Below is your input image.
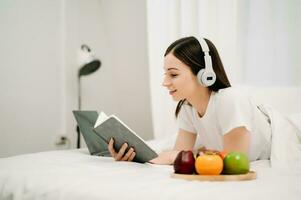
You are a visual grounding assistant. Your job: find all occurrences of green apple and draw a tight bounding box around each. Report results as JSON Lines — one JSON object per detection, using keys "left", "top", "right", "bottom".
{"left": 223, "top": 152, "right": 250, "bottom": 174}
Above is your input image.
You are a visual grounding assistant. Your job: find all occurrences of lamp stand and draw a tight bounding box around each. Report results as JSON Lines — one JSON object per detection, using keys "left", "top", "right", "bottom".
{"left": 76, "top": 76, "right": 82, "bottom": 148}
{"left": 76, "top": 44, "right": 101, "bottom": 149}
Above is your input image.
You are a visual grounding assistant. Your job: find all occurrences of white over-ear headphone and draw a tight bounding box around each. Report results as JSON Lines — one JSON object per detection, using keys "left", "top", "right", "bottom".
{"left": 196, "top": 38, "right": 216, "bottom": 87}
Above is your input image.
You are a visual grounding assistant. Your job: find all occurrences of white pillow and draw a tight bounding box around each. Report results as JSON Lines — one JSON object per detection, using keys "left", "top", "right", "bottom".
{"left": 287, "top": 113, "right": 301, "bottom": 133}
{"left": 234, "top": 85, "right": 301, "bottom": 115}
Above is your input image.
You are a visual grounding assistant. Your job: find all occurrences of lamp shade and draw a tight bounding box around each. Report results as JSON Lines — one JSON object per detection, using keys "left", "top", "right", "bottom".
{"left": 78, "top": 44, "right": 101, "bottom": 77}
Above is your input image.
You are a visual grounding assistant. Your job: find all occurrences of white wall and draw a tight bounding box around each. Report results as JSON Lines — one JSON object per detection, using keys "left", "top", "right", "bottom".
{"left": 146, "top": 0, "right": 301, "bottom": 139}
{"left": 0, "top": 0, "right": 153, "bottom": 157}
{"left": 0, "top": 0, "right": 65, "bottom": 157}
{"left": 64, "top": 0, "right": 153, "bottom": 147}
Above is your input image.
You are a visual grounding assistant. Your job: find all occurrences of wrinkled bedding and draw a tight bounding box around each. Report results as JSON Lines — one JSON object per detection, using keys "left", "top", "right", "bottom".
{"left": 0, "top": 148, "right": 301, "bottom": 200}
{"left": 262, "top": 106, "right": 301, "bottom": 173}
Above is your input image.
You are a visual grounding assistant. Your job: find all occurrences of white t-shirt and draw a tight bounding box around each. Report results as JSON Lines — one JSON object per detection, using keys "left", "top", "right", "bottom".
{"left": 178, "top": 87, "right": 272, "bottom": 161}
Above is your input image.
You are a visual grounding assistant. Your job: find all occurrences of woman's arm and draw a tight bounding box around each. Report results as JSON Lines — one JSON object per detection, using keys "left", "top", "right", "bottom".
{"left": 223, "top": 126, "right": 250, "bottom": 155}
{"left": 149, "top": 129, "right": 197, "bottom": 165}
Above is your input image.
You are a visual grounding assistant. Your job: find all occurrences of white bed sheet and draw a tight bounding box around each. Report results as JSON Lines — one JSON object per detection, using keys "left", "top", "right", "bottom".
{"left": 1, "top": 148, "right": 301, "bottom": 200}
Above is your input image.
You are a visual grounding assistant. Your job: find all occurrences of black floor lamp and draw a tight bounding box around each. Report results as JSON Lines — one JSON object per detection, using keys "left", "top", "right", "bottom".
{"left": 77, "top": 44, "right": 101, "bottom": 148}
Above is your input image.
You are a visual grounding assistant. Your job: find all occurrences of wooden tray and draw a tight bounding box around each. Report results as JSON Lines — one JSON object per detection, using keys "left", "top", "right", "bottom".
{"left": 171, "top": 171, "right": 256, "bottom": 181}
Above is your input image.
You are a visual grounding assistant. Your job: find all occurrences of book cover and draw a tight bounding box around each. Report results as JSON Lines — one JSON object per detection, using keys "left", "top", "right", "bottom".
{"left": 93, "top": 112, "right": 158, "bottom": 163}
{"left": 72, "top": 111, "right": 111, "bottom": 156}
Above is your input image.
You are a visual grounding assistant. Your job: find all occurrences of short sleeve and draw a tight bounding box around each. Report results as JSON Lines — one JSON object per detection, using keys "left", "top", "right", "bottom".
{"left": 177, "top": 105, "right": 197, "bottom": 133}
{"left": 215, "top": 89, "right": 254, "bottom": 135}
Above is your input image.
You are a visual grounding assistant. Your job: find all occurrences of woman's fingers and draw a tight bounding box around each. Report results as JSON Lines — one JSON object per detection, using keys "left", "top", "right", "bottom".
{"left": 114, "top": 143, "right": 128, "bottom": 161}
{"left": 127, "top": 151, "right": 136, "bottom": 161}
{"left": 108, "top": 138, "right": 117, "bottom": 157}
{"left": 107, "top": 138, "right": 135, "bottom": 162}
{"left": 121, "top": 147, "right": 134, "bottom": 161}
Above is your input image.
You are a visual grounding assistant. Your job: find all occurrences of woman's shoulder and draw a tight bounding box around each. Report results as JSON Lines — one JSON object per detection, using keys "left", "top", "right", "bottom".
{"left": 181, "top": 101, "right": 194, "bottom": 112}
{"left": 215, "top": 86, "right": 247, "bottom": 99}
{"left": 178, "top": 101, "right": 195, "bottom": 121}
{"left": 213, "top": 87, "right": 250, "bottom": 107}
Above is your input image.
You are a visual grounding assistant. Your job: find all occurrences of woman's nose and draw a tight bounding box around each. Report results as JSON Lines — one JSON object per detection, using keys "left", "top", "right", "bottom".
{"left": 162, "top": 76, "right": 170, "bottom": 87}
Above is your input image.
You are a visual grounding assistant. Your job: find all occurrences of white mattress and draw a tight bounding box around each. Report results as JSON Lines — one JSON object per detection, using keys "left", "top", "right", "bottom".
{"left": 1, "top": 148, "right": 301, "bottom": 200}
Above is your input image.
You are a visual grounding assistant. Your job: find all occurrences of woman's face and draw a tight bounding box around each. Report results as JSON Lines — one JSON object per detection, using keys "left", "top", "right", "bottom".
{"left": 163, "top": 53, "right": 200, "bottom": 101}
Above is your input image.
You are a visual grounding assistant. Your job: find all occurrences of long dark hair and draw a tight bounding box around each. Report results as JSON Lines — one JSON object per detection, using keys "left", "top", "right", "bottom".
{"left": 164, "top": 36, "right": 231, "bottom": 117}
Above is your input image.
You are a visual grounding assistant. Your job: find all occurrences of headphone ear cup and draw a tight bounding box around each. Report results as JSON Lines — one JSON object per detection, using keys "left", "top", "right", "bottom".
{"left": 197, "top": 69, "right": 205, "bottom": 86}
{"left": 197, "top": 69, "right": 216, "bottom": 87}
{"left": 203, "top": 71, "right": 216, "bottom": 86}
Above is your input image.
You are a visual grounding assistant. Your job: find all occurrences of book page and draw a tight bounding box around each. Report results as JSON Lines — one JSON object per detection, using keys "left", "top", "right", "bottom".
{"left": 94, "top": 111, "right": 109, "bottom": 128}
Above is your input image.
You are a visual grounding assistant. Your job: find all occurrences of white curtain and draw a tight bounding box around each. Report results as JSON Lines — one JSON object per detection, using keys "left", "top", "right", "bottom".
{"left": 146, "top": 0, "right": 301, "bottom": 139}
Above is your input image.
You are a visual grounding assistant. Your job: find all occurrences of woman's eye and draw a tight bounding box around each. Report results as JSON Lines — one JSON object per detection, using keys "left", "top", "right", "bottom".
{"left": 171, "top": 74, "right": 178, "bottom": 77}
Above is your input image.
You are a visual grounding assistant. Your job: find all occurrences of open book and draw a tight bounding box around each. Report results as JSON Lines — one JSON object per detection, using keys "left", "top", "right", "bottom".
{"left": 93, "top": 112, "right": 158, "bottom": 163}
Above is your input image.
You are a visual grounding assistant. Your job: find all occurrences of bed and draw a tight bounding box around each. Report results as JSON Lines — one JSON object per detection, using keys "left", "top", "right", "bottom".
{"left": 1, "top": 86, "right": 301, "bottom": 200}
{"left": 0, "top": 149, "right": 300, "bottom": 200}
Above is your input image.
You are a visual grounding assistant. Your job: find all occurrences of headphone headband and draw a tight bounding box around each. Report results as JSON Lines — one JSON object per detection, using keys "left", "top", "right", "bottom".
{"left": 197, "top": 37, "right": 216, "bottom": 87}
{"left": 198, "top": 38, "right": 209, "bottom": 52}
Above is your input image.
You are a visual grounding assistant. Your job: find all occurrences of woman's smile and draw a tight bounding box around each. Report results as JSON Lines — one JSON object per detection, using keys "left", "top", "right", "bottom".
{"left": 169, "top": 89, "right": 177, "bottom": 95}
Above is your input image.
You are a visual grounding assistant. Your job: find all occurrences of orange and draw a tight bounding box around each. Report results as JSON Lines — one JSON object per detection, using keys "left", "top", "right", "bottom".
{"left": 195, "top": 154, "right": 223, "bottom": 175}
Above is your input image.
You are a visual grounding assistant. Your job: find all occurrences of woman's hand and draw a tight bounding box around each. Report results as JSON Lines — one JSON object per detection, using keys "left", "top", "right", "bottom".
{"left": 149, "top": 150, "right": 180, "bottom": 165}
{"left": 108, "top": 138, "right": 136, "bottom": 161}
{"left": 149, "top": 130, "right": 196, "bottom": 165}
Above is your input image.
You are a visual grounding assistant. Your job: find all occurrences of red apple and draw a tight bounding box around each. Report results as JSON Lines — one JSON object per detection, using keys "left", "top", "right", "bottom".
{"left": 173, "top": 150, "right": 195, "bottom": 174}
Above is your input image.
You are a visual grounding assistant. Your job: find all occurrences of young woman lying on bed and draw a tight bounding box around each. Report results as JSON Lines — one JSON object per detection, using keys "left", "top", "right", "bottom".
{"left": 107, "top": 36, "right": 272, "bottom": 164}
